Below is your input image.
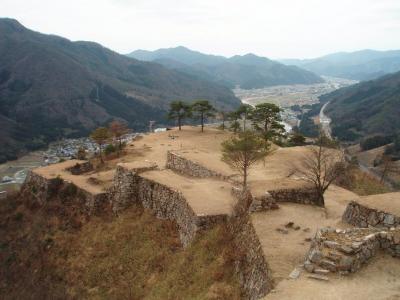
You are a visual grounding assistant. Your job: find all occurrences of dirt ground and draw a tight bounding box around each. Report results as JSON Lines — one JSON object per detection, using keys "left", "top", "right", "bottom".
{"left": 253, "top": 186, "right": 400, "bottom": 300}
{"left": 264, "top": 254, "right": 400, "bottom": 300}
{"left": 252, "top": 185, "right": 359, "bottom": 282}
{"left": 358, "top": 192, "right": 400, "bottom": 216}
{"left": 141, "top": 169, "right": 236, "bottom": 216}
{"left": 33, "top": 127, "right": 313, "bottom": 211}
{"left": 34, "top": 160, "right": 114, "bottom": 194}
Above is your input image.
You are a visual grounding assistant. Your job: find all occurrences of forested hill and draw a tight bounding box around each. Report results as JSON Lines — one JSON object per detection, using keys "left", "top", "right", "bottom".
{"left": 0, "top": 19, "right": 240, "bottom": 162}
{"left": 323, "top": 71, "right": 400, "bottom": 141}
{"left": 128, "top": 46, "right": 324, "bottom": 89}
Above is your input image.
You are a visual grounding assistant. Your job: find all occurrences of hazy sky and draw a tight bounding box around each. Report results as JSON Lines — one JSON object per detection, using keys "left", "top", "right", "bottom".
{"left": 1, "top": 0, "right": 400, "bottom": 59}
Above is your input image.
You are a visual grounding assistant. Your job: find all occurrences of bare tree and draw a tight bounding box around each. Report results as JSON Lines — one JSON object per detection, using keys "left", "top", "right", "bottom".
{"left": 294, "top": 137, "right": 345, "bottom": 206}
{"left": 109, "top": 120, "right": 131, "bottom": 155}
{"left": 221, "top": 131, "right": 271, "bottom": 187}
{"left": 90, "top": 127, "right": 111, "bottom": 164}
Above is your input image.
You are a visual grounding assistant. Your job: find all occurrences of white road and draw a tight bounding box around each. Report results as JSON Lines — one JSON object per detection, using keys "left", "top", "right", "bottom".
{"left": 319, "top": 101, "right": 332, "bottom": 138}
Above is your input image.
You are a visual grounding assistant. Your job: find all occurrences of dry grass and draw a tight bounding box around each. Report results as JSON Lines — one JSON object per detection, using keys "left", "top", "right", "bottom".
{"left": 336, "top": 166, "right": 392, "bottom": 196}
{"left": 0, "top": 191, "right": 240, "bottom": 300}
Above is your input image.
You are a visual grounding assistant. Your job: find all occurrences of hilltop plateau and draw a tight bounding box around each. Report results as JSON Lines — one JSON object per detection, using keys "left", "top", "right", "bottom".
{"left": 2, "top": 126, "right": 400, "bottom": 299}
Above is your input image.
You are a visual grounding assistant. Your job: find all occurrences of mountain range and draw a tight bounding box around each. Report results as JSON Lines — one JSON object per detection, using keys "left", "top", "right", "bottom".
{"left": 322, "top": 70, "right": 400, "bottom": 141}
{"left": 127, "top": 46, "right": 324, "bottom": 89}
{"left": 280, "top": 49, "right": 400, "bottom": 81}
{"left": 0, "top": 19, "right": 241, "bottom": 162}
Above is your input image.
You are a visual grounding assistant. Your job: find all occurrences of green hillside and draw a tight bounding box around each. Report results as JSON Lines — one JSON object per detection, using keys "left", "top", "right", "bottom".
{"left": 0, "top": 19, "right": 240, "bottom": 162}
{"left": 323, "top": 71, "right": 400, "bottom": 141}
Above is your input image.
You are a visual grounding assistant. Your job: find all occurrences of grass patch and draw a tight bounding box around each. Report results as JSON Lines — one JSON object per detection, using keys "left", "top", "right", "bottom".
{"left": 0, "top": 192, "right": 241, "bottom": 299}
{"left": 336, "top": 165, "right": 392, "bottom": 196}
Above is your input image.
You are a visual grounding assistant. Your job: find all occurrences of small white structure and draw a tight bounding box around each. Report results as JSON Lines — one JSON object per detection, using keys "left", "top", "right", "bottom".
{"left": 154, "top": 128, "right": 167, "bottom": 133}
{"left": 1, "top": 176, "right": 13, "bottom": 183}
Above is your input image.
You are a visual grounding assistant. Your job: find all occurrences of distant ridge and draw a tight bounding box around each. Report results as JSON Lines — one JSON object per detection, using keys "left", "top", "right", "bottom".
{"left": 127, "top": 46, "right": 324, "bottom": 89}
{"left": 0, "top": 19, "right": 240, "bottom": 162}
{"left": 280, "top": 49, "right": 400, "bottom": 81}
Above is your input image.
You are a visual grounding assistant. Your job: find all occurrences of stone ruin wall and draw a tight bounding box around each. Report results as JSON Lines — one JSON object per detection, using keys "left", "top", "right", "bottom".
{"left": 229, "top": 187, "right": 274, "bottom": 300}
{"left": 108, "top": 166, "right": 274, "bottom": 299}
{"left": 22, "top": 171, "right": 108, "bottom": 215}
{"left": 109, "top": 165, "right": 228, "bottom": 246}
{"left": 305, "top": 227, "right": 400, "bottom": 275}
{"left": 343, "top": 201, "right": 400, "bottom": 228}
{"left": 249, "top": 187, "right": 321, "bottom": 212}
{"left": 23, "top": 155, "right": 280, "bottom": 299}
{"left": 166, "top": 151, "right": 232, "bottom": 181}
{"left": 268, "top": 187, "right": 321, "bottom": 206}
{"left": 166, "top": 151, "right": 320, "bottom": 212}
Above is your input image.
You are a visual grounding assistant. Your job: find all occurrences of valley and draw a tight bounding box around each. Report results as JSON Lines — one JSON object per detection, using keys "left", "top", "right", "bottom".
{"left": 234, "top": 77, "right": 356, "bottom": 108}
{"left": 1, "top": 2, "right": 400, "bottom": 299}
{"left": 234, "top": 77, "right": 357, "bottom": 128}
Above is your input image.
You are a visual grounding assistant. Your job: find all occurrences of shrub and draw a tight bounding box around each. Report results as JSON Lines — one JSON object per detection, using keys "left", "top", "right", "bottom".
{"left": 13, "top": 212, "right": 24, "bottom": 222}
{"left": 31, "top": 185, "right": 38, "bottom": 194}
{"left": 104, "top": 144, "right": 117, "bottom": 155}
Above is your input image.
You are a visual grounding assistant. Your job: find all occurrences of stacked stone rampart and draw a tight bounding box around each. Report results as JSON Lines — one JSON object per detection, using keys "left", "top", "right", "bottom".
{"left": 305, "top": 227, "right": 400, "bottom": 274}
{"left": 25, "top": 155, "right": 278, "bottom": 299}
{"left": 229, "top": 187, "right": 274, "bottom": 300}
{"left": 166, "top": 151, "right": 232, "bottom": 181}
{"left": 109, "top": 165, "right": 228, "bottom": 246}
{"left": 268, "top": 187, "right": 321, "bottom": 206}
{"left": 250, "top": 192, "right": 279, "bottom": 212}
{"left": 22, "top": 171, "right": 108, "bottom": 215}
{"left": 343, "top": 201, "right": 400, "bottom": 228}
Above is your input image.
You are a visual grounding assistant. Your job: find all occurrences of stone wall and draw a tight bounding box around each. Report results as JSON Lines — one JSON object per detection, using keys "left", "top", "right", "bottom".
{"left": 250, "top": 192, "right": 279, "bottom": 212}
{"left": 108, "top": 166, "right": 139, "bottom": 213}
{"left": 25, "top": 161, "right": 274, "bottom": 299}
{"left": 229, "top": 187, "right": 274, "bottom": 300}
{"left": 343, "top": 201, "right": 400, "bottom": 228}
{"left": 166, "top": 151, "right": 231, "bottom": 180}
{"left": 305, "top": 227, "right": 400, "bottom": 274}
{"left": 22, "top": 171, "right": 108, "bottom": 215}
{"left": 268, "top": 187, "right": 321, "bottom": 206}
{"left": 109, "top": 165, "right": 228, "bottom": 246}
{"left": 22, "top": 171, "right": 51, "bottom": 205}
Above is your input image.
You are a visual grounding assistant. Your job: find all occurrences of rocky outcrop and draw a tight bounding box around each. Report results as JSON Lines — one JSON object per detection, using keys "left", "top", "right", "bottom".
{"left": 343, "top": 201, "right": 400, "bottom": 228}
{"left": 305, "top": 227, "right": 400, "bottom": 275}
{"left": 166, "top": 151, "right": 231, "bottom": 180}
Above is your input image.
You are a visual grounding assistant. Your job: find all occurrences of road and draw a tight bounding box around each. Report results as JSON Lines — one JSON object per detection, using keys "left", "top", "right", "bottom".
{"left": 319, "top": 101, "right": 332, "bottom": 138}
